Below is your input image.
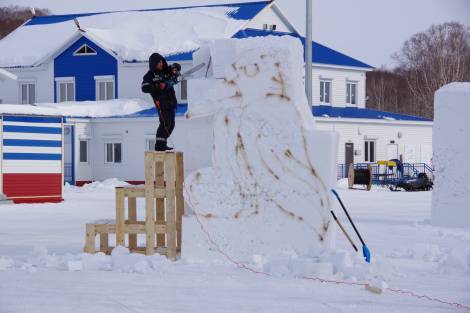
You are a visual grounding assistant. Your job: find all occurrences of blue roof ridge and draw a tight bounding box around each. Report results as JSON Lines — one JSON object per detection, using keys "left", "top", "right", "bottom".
{"left": 26, "top": 1, "right": 272, "bottom": 26}
{"left": 233, "top": 28, "right": 374, "bottom": 69}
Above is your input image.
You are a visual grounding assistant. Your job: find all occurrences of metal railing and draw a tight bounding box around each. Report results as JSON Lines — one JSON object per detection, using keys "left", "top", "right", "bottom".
{"left": 337, "top": 162, "right": 434, "bottom": 185}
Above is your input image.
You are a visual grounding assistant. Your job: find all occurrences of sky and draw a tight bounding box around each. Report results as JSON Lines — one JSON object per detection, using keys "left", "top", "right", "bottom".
{"left": 1, "top": 0, "right": 469, "bottom": 68}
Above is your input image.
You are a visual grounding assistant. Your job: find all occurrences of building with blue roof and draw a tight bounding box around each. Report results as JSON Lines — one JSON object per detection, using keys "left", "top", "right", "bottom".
{"left": 0, "top": 1, "right": 432, "bottom": 185}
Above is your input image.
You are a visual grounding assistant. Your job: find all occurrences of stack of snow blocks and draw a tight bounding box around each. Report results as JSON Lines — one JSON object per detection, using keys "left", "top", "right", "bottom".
{"left": 84, "top": 152, "right": 184, "bottom": 261}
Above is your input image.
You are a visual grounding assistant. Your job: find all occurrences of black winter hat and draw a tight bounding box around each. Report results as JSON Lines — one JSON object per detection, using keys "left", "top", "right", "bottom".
{"left": 149, "top": 53, "right": 168, "bottom": 71}
{"left": 170, "top": 63, "right": 181, "bottom": 72}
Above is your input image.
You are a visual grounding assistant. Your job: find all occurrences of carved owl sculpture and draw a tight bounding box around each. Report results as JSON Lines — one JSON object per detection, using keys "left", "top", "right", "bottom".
{"left": 185, "top": 36, "right": 338, "bottom": 260}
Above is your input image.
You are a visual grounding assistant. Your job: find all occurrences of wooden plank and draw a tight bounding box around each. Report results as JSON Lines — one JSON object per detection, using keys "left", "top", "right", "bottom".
{"left": 122, "top": 223, "right": 166, "bottom": 234}
{"left": 165, "top": 153, "right": 177, "bottom": 261}
{"left": 100, "top": 233, "right": 109, "bottom": 252}
{"left": 84, "top": 224, "right": 96, "bottom": 253}
{"left": 156, "top": 160, "right": 165, "bottom": 247}
{"left": 95, "top": 224, "right": 116, "bottom": 233}
{"left": 348, "top": 163, "right": 354, "bottom": 189}
{"left": 144, "top": 153, "right": 156, "bottom": 255}
{"left": 367, "top": 164, "right": 373, "bottom": 191}
{"left": 175, "top": 152, "right": 184, "bottom": 252}
{"left": 115, "top": 188, "right": 125, "bottom": 246}
{"left": 145, "top": 151, "right": 165, "bottom": 163}
{"left": 120, "top": 186, "right": 165, "bottom": 198}
{"left": 128, "top": 197, "right": 137, "bottom": 250}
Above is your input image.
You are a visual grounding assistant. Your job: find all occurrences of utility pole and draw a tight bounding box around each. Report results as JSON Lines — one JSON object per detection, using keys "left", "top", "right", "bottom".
{"left": 305, "top": 0, "right": 313, "bottom": 106}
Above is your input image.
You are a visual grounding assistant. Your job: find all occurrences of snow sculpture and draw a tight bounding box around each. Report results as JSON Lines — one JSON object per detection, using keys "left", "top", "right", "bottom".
{"left": 432, "top": 82, "right": 470, "bottom": 228}
{"left": 184, "top": 36, "right": 338, "bottom": 261}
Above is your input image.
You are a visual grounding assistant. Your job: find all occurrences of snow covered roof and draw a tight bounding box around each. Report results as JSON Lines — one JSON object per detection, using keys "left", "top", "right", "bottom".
{"left": 312, "top": 105, "right": 432, "bottom": 122}
{"left": 0, "top": 1, "right": 270, "bottom": 68}
{"left": 102, "top": 103, "right": 431, "bottom": 122}
{"left": 0, "top": 1, "right": 372, "bottom": 70}
{"left": 0, "top": 99, "right": 152, "bottom": 118}
{"left": 234, "top": 28, "right": 373, "bottom": 69}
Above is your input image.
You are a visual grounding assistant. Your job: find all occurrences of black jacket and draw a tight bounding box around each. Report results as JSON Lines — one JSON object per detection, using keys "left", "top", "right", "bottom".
{"left": 141, "top": 53, "right": 177, "bottom": 110}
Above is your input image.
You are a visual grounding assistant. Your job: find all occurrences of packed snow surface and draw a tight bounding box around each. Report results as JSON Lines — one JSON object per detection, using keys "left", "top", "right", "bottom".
{"left": 185, "top": 36, "right": 338, "bottom": 260}
{"left": 0, "top": 98, "right": 153, "bottom": 118}
{"left": 432, "top": 82, "right": 470, "bottom": 227}
{"left": 0, "top": 6, "right": 247, "bottom": 67}
{"left": 0, "top": 181, "right": 469, "bottom": 312}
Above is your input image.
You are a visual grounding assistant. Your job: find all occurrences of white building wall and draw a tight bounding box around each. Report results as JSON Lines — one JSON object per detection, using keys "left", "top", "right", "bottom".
{"left": 118, "top": 61, "right": 193, "bottom": 102}
{"left": 312, "top": 66, "right": 367, "bottom": 108}
{"left": 67, "top": 116, "right": 433, "bottom": 184}
{"left": 84, "top": 115, "right": 213, "bottom": 182}
{"left": 0, "top": 62, "right": 54, "bottom": 104}
{"left": 315, "top": 118, "right": 433, "bottom": 165}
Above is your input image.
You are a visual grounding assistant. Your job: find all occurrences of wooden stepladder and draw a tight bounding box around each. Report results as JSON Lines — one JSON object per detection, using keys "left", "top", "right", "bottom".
{"left": 84, "top": 152, "right": 184, "bottom": 261}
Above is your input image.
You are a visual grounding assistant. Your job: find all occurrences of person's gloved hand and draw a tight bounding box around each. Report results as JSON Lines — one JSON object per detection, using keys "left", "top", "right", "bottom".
{"left": 159, "top": 82, "right": 166, "bottom": 90}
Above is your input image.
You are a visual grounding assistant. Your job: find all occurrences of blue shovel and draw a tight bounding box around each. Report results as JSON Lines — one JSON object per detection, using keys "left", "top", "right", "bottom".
{"left": 331, "top": 189, "right": 371, "bottom": 263}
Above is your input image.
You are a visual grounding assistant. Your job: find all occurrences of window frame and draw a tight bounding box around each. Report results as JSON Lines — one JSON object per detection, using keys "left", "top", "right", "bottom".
{"left": 73, "top": 44, "right": 97, "bottom": 56}
{"left": 18, "top": 80, "right": 36, "bottom": 104}
{"left": 94, "top": 75, "right": 115, "bottom": 101}
{"left": 178, "top": 79, "right": 188, "bottom": 102}
{"left": 319, "top": 79, "right": 332, "bottom": 104}
{"left": 364, "top": 139, "right": 376, "bottom": 163}
{"left": 79, "top": 139, "right": 89, "bottom": 164}
{"left": 146, "top": 138, "right": 156, "bottom": 151}
{"left": 104, "top": 142, "right": 122, "bottom": 164}
{"left": 346, "top": 81, "right": 358, "bottom": 106}
{"left": 55, "top": 77, "right": 76, "bottom": 103}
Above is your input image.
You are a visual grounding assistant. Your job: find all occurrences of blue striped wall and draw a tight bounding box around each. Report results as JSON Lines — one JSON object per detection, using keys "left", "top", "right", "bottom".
{"left": 54, "top": 36, "right": 118, "bottom": 102}
{"left": 1, "top": 115, "right": 63, "bottom": 162}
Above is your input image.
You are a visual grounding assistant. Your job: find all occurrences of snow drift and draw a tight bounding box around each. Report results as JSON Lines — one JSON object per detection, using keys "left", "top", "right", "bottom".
{"left": 432, "top": 82, "right": 470, "bottom": 228}
{"left": 183, "top": 36, "right": 338, "bottom": 262}
{"left": 0, "top": 98, "right": 152, "bottom": 118}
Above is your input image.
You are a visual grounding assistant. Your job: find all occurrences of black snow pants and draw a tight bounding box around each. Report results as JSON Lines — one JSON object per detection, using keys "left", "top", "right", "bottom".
{"left": 155, "top": 106, "right": 175, "bottom": 150}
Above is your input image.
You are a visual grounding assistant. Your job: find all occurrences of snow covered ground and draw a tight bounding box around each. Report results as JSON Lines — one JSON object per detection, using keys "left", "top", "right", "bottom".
{"left": 0, "top": 180, "right": 469, "bottom": 313}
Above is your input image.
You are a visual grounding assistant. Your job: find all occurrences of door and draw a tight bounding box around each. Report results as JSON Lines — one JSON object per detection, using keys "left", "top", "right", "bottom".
{"left": 387, "top": 144, "right": 398, "bottom": 160}
{"left": 64, "top": 125, "right": 75, "bottom": 185}
{"left": 345, "top": 142, "right": 354, "bottom": 177}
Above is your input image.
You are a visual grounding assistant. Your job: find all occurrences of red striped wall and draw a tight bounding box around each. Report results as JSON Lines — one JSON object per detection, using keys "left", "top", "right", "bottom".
{"left": 3, "top": 173, "right": 63, "bottom": 203}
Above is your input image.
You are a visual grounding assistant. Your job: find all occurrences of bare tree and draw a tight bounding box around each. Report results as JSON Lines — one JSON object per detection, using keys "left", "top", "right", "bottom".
{"left": 393, "top": 22, "right": 470, "bottom": 118}
{"left": 0, "top": 6, "right": 49, "bottom": 39}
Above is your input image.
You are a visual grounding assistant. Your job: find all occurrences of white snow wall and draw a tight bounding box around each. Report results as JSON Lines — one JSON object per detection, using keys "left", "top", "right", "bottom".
{"left": 432, "top": 82, "right": 470, "bottom": 228}
{"left": 183, "top": 36, "right": 338, "bottom": 261}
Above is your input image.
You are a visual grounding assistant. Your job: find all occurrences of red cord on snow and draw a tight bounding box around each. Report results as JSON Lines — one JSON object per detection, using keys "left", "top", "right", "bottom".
{"left": 184, "top": 185, "right": 470, "bottom": 311}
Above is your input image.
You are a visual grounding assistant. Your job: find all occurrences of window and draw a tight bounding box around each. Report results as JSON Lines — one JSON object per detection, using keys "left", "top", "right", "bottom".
{"left": 346, "top": 82, "right": 357, "bottom": 105}
{"left": 20, "top": 82, "right": 36, "bottom": 104}
{"left": 105, "top": 142, "right": 122, "bottom": 163}
{"left": 56, "top": 78, "right": 75, "bottom": 102}
{"left": 319, "top": 80, "right": 331, "bottom": 104}
{"left": 364, "top": 140, "right": 376, "bottom": 162}
{"left": 179, "top": 79, "right": 188, "bottom": 101}
{"left": 146, "top": 139, "right": 156, "bottom": 151}
{"left": 79, "top": 140, "right": 89, "bottom": 163}
{"left": 95, "top": 76, "right": 115, "bottom": 101}
{"left": 74, "top": 44, "right": 97, "bottom": 56}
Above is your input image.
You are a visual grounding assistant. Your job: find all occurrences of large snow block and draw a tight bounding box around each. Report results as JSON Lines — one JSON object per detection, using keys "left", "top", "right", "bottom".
{"left": 432, "top": 82, "right": 470, "bottom": 228}
{"left": 184, "top": 36, "right": 338, "bottom": 261}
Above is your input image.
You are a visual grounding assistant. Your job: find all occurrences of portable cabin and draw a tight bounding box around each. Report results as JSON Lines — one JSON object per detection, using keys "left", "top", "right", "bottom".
{"left": 0, "top": 114, "right": 64, "bottom": 203}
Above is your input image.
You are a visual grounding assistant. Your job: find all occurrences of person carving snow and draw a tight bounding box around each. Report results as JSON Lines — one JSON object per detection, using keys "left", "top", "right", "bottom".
{"left": 141, "top": 53, "right": 180, "bottom": 151}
